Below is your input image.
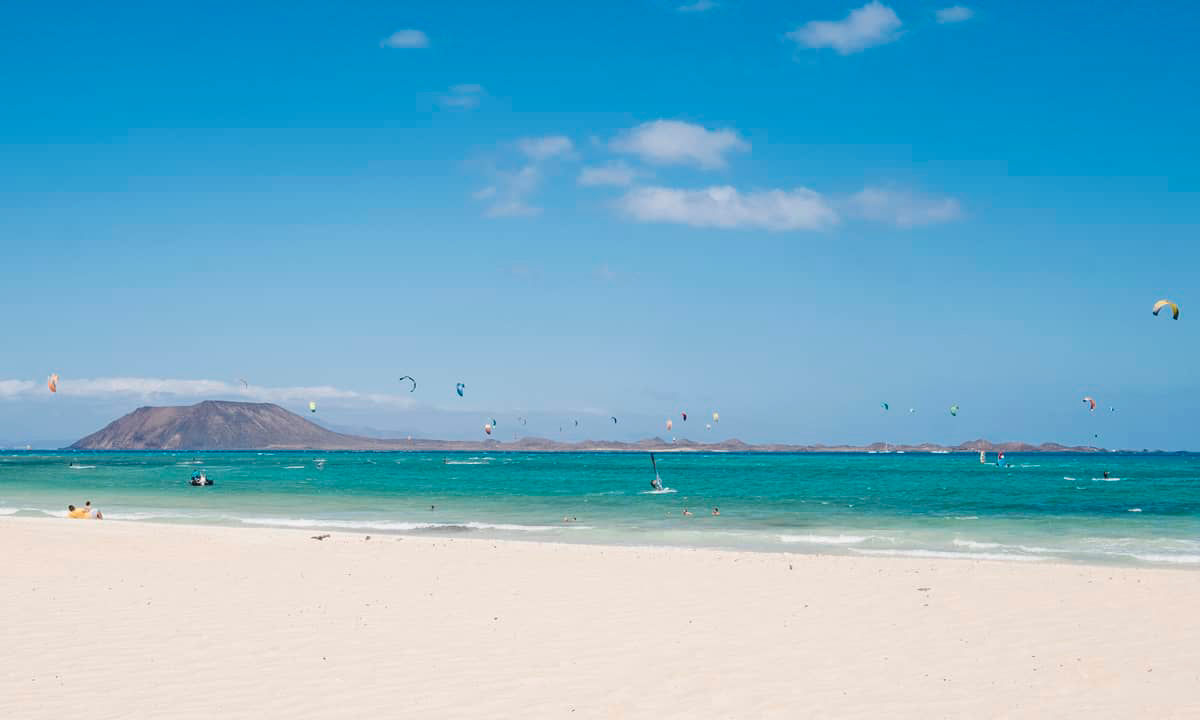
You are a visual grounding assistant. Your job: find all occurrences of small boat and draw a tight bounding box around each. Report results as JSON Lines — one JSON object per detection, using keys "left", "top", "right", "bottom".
{"left": 190, "top": 470, "right": 213, "bottom": 487}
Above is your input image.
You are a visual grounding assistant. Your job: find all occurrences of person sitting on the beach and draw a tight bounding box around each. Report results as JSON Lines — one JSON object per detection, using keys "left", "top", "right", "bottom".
{"left": 84, "top": 501, "right": 103, "bottom": 520}
{"left": 711, "top": 507, "right": 720, "bottom": 516}
{"left": 66, "top": 504, "right": 90, "bottom": 519}
{"left": 682, "top": 508, "right": 693, "bottom": 517}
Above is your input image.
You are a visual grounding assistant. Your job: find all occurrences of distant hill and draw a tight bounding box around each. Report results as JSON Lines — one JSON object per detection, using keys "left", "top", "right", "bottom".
{"left": 68, "top": 401, "right": 1107, "bottom": 453}
{"left": 69, "top": 401, "right": 384, "bottom": 451}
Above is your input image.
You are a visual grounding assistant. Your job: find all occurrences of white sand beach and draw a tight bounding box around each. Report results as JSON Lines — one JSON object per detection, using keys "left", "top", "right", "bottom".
{"left": 3, "top": 517, "right": 1198, "bottom": 719}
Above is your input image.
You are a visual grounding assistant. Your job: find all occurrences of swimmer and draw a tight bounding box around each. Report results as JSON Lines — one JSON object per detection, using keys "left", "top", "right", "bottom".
{"left": 711, "top": 507, "right": 720, "bottom": 516}
{"left": 682, "top": 508, "right": 693, "bottom": 517}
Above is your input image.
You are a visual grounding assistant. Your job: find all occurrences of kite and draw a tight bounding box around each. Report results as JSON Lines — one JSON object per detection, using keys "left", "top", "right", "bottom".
{"left": 666, "top": 419, "right": 673, "bottom": 431}
{"left": 309, "top": 401, "right": 317, "bottom": 413}
{"left": 398, "top": 376, "right": 416, "bottom": 392}
{"left": 1152, "top": 299, "right": 1180, "bottom": 320}
{"left": 712, "top": 412, "right": 719, "bottom": 423}
{"left": 455, "top": 383, "right": 465, "bottom": 397}
{"left": 681, "top": 411, "right": 688, "bottom": 422}
{"left": 1083, "top": 396, "right": 1096, "bottom": 412}
{"left": 238, "top": 378, "right": 248, "bottom": 389}
{"left": 484, "top": 424, "right": 492, "bottom": 435}
{"left": 881, "top": 402, "right": 889, "bottom": 411}
{"left": 47, "top": 374, "right": 58, "bottom": 393}
{"left": 949, "top": 404, "right": 959, "bottom": 417}
{"left": 611, "top": 416, "right": 618, "bottom": 424}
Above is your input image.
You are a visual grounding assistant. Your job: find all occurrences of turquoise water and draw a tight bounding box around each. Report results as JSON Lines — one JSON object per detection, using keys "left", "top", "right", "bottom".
{"left": 2, "top": 451, "right": 1199, "bottom": 567}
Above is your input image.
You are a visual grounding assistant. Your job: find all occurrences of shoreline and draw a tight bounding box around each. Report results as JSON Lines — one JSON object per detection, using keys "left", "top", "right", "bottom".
{"left": 4, "top": 513, "right": 1200, "bottom": 572}
{"left": 4, "top": 516, "right": 1199, "bottom": 718}
{"left": 6, "top": 507, "right": 1199, "bottom": 570}
{"left": 6, "top": 513, "right": 1198, "bottom": 571}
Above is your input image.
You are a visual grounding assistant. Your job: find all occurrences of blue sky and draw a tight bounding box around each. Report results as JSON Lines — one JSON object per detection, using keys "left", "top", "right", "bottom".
{"left": 2, "top": 1, "right": 1198, "bottom": 449}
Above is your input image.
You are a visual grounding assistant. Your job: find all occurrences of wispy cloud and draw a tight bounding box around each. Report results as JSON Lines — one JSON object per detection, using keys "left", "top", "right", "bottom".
{"left": 611, "top": 120, "right": 749, "bottom": 169}
{"left": 935, "top": 6, "right": 974, "bottom": 23}
{"left": 517, "top": 135, "right": 575, "bottom": 160}
{"left": 787, "top": 2, "right": 902, "bottom": 55}
{"left": 618, "top": 185, "right": 838, "bottom": 231}
{"left": 677, "top": 0, "right": 717, "bottom": 12}
{"left": 476, "top": 166, "right": 542, "bottom": 217}
{"left": 475, "top": 136, "right": 575, "bottom": 218}
{"left": 440, "top": 84, "right": 485, "bottom": 109}
{"left": 0, "top": 377, "right": 419, "bottom": 409}
{"left": 0, "top": 380, "right": 37, "bottom": 398}
{"left": 380, "top": 29, "right": 430, "bottom": 49}
{"left": 850, "top": 187, "right": 963, "bottom": 227}
{"left": 594, "top": 264, "right": 618, "bottom": 282}
{"left": 577, "top": 162, "right": 640, "bottom": 187}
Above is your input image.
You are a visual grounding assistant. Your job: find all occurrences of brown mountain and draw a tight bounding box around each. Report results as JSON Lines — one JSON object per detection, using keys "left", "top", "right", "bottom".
{"left": 69, "top": 401, "right": 1106, "bottom": 453}
{"left": 69, "top": 401, "right": 387, "bottom": 451}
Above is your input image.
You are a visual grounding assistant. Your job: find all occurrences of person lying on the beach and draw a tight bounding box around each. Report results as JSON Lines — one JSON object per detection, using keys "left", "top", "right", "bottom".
{"left": 84, "top": 501, "right": 103, "bottom": 519}
{"left": 66, "top": 504, "right": 90, "bottom": 519}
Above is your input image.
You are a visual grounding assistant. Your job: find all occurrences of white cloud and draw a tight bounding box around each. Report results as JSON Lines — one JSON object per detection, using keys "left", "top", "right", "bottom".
{"left": 474, "top": 136, "right": 576, "bottom": 217}
{"left": 517, "top": 135, "right": 574, "bottom": 160}
{"left": 611, "top": 120, "right": 748, "bottom": 169}
{"left": 380, "top": 29, "right": 429, "bottom": 49}
{"left": 478, "top": 165, "right": 543, "bottom": 217}
{"left": 787, "top": 2, "right": 902, "bottom": 55}
{"left": 0, "top": 380, "right": 36, "bottom": 398}
{"left": 935, "top": 6, "right": 973, "bottom": 23}
{"left": 441, "top": 84, "right": 484, "bottom": 109}
{"left": 618, "top": 185, "right": 838, "bottom": 231}
{"left": 850, "top": 187, "right": 963, "bottom": 227}
{"left": 577, "top": 162, "right": 640, "bottom": 187}
{"left": 678, "top": 0, "right": 717, "bottom": 12}
{"left": 0, "top": 377, "right": 418, "bottom": 409}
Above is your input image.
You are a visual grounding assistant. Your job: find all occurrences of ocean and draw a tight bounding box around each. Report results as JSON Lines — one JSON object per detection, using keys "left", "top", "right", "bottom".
{"left": 3, "top": 451, "right": 1198, "bottom": 567}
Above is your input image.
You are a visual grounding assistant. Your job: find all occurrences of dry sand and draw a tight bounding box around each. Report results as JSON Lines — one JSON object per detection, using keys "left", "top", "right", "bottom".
{"left": 2, "top": 517, "right": 1198, "bottom": 719}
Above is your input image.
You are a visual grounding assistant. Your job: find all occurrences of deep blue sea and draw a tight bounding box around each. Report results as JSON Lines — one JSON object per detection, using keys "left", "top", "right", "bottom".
{"left": 3, "top": 451, "right": 1198, "bottom": 567}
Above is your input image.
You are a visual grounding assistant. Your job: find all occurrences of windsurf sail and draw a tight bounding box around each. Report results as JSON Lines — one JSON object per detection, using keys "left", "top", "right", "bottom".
{"left": 650, "top": 452, "right": 663, "bottom": 490}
